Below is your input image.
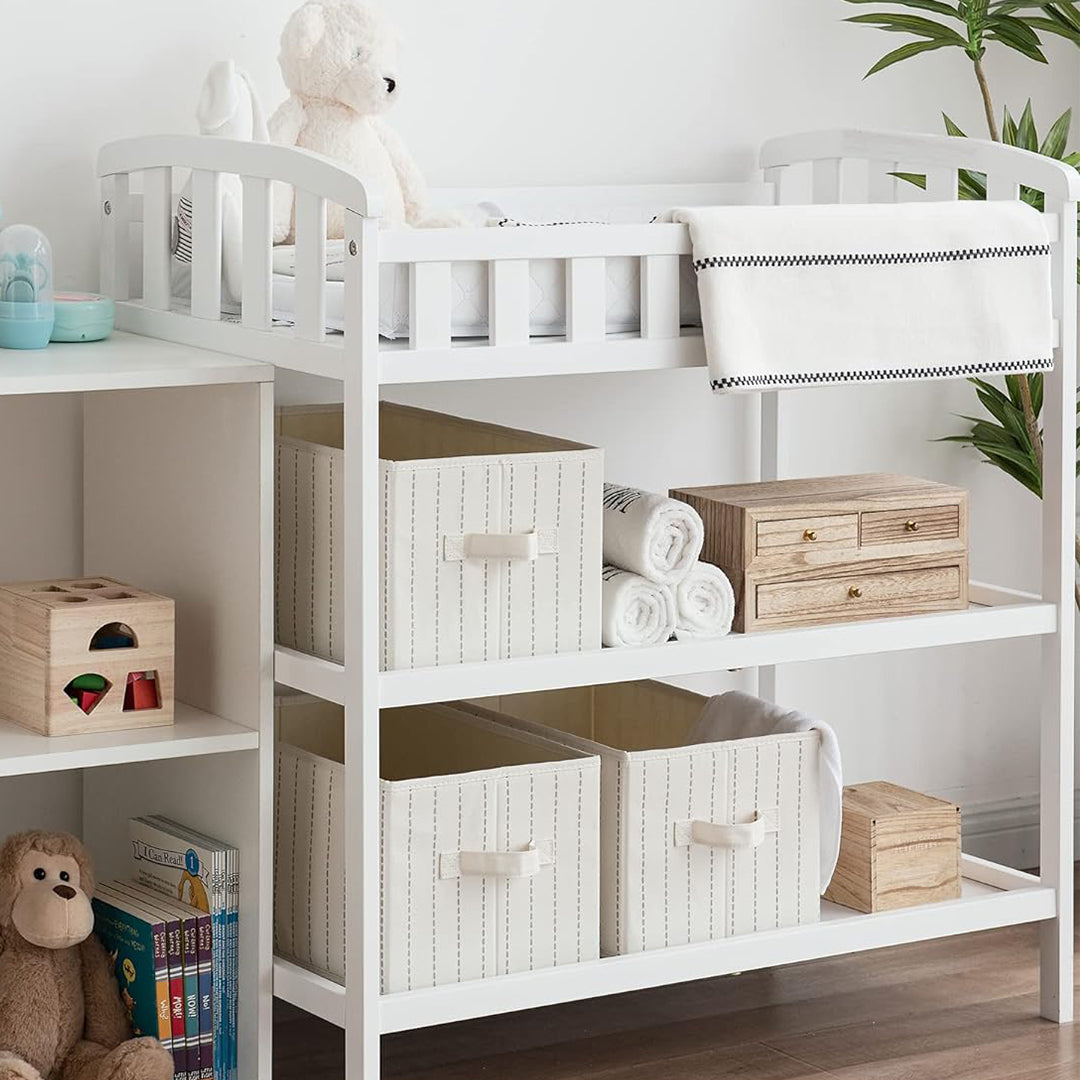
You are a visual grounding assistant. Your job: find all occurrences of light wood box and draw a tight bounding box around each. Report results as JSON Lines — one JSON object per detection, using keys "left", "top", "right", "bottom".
{"left": 670, "top": 474, "right": 968, "bottom": 633}
{"left": 824, "top": 781, "right": 961, "bottom": 914}
{"left": 0, "top": 577, "right": 174, "bottom": 736}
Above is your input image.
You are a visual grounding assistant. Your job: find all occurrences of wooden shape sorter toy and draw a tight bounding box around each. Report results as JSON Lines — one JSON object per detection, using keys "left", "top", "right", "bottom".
{"left": 0, "top": 578, "right": 174, "bottom": 735}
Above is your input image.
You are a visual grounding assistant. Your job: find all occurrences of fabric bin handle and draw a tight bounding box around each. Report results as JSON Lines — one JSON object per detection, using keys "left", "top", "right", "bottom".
{"left": 673, "top": 810, "right": 778, "bottom": 850}
{"left": 443, "top": 529, "right": 557, "bottom": 562}
{"left": 439, "top": 838, "right": 555, "bottom": 880}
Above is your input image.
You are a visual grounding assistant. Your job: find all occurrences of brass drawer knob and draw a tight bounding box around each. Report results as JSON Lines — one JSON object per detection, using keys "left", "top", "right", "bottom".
{"left": 803, "top": 529, "right": 817, "bottom": 542}
{"left": 904, "top": 519, "right": 919, "bottom": 532}
{"left": 848, "top": 585, "right": 863, "bottom": 599}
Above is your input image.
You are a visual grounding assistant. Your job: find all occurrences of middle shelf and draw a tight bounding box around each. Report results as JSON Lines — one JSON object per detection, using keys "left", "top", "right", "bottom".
{"left": 274, "top": 581, "right": 1055, "bottom": 708}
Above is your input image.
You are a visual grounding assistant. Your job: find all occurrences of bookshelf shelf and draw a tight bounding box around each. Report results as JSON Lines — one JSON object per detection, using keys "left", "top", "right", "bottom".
{"left": 0, "top": 702, "right": 259, "bottom": 778}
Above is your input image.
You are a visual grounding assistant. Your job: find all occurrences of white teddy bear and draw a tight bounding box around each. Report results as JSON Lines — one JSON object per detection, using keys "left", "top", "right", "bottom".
{"left": 269, "top": 0, "right": 456, "bottom": 240}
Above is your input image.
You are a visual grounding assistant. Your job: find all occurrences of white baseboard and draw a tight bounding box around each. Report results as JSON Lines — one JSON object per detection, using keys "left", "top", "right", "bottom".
{"left": 961, "top": 792, "right": 1080, "bottom": 870}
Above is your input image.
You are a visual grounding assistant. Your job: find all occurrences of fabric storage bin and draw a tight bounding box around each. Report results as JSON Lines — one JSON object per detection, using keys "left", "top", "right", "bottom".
{"left": 465, "top": 681, "right": 820, "bottom": 956}
{"left": 274, "top": 694, "right": 601, "bottom": 992}
{"left": 275, "top": 402, "right": 603, "bottom": 670}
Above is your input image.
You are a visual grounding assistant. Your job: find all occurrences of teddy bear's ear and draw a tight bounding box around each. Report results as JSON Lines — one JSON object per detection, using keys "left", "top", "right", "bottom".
{"left": 284, "top": 3, "right": 326, "bottom": 61}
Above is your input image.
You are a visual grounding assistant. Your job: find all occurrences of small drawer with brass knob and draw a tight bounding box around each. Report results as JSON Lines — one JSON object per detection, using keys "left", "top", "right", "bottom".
{"left": 752, "top": 514, "right": 858, "bottom": 557}
{"left": 861, "top": 505, "right": 959, "bottom": 546}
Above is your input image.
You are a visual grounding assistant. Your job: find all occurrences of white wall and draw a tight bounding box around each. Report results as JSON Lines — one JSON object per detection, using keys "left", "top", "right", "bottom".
{"left": 3, "top": 1, "right": 1078, "bottom": 856}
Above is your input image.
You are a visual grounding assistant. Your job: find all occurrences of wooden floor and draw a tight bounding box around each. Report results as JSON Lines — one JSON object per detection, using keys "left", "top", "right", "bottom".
{"left": 274, "top": 886, "right": 1080, "bottom": 1079}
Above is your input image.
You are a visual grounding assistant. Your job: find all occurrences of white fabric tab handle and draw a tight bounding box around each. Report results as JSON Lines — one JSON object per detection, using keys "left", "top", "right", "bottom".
{"left": 443, "top": 529, "right": 557, "bottom": 562}
{"left": 673, "top": 810, "right": 776, "bottom": 850}
{"left": 439, "top": 839, "right": 554, "bottom": 880}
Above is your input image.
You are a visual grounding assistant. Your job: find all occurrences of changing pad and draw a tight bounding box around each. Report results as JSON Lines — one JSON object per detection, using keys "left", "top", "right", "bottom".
{"left": 270, "top": 239, "right": 702, "bottom": 339}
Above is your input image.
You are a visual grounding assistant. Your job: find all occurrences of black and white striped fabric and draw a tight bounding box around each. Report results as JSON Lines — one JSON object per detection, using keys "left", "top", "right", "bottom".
{"left": 670, "top": 201, "right": 1054, "bottom": 394}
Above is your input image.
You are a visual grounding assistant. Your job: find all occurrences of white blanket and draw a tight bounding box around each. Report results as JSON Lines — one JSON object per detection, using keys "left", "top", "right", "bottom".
{"left": 602, "top": 484, "right": 704, "bottom": 585}
{"left": 601, "top": 565, "right": 676, "bottom": 647}
{"left": 674, "top": 562, "right": 735, "bottom": 640}
{"left": 686, "top": 690, "right": 842, "bottom": 893}
{"left": 671, "top": 201, "right": 1054, "bottom": 393}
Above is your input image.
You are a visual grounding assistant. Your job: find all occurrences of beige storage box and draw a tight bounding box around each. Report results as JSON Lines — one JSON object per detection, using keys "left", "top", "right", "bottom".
{"left": 275, "top": 403, "right": 603, "bottom": 670}
{"left": 0, "top": 577, "right": 174, "bottom": 736}
{"left": 274, "top": 694, "right": 601, "bottom": 992}
{"left": 468, "top": 680, "right": 820, "bottom": 956}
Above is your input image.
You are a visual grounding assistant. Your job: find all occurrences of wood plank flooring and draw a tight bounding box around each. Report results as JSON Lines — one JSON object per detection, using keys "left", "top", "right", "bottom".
{"left": 274, "top": 882, "right": 1080, "bottom": 1079}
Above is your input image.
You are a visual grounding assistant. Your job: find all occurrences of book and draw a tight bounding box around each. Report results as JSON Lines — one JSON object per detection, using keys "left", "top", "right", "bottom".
{"left": 110, "top": 881, "right": 211, "bottom": 1080}
{"left": 130, "top": 816, "right": 236, "bottom": 1080}
{"left": 92, "top": 886, "right": 173, "bottom": 1062}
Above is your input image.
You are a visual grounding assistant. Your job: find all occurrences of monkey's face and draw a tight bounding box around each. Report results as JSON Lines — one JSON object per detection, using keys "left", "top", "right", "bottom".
{"left": 10, "top": 848, "right": 94, "bottom": 949}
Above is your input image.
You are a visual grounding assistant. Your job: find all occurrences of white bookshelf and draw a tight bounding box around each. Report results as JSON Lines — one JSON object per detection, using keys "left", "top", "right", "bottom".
{"left": 0, "top": 336, "right": 274, "bottom": 1080}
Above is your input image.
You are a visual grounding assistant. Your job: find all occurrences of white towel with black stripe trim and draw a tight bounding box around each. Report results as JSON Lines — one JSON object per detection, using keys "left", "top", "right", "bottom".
{"left": 669, "top": 200, "right": 1054, "bottom": 393}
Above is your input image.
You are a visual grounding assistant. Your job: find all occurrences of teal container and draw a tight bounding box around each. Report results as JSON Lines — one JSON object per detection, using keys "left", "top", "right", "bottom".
{"left": 0, "top": 223, "right": 53, "bottom": 349}
{"left": 51, "top": 293, "right": 115, "bottom": 342}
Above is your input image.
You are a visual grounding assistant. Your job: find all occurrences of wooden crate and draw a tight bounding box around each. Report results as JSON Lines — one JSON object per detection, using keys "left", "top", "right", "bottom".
{"left": 0, "top": 577, "right": 174, "bottom": 736}
{"left": 823, "top": 781, "right": 961, "bottom": 913}
{"left": 670, "top": 474, "right": 968, "bottom": 633}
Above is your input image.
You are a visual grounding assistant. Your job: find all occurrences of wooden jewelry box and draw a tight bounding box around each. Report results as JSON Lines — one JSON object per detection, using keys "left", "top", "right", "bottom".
{"left": 670, "top": 474, "right": 968, "bottom": 633}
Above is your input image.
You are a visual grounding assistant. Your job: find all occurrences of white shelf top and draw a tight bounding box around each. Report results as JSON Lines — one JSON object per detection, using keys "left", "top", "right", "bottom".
{"left": 274, "top": 583, "right": 1055, "bottom": 708}
{"left": 273, "top": 857, "right": 1052, "bottom": 1033}
{"left": 0, "top": 700, "right": 259, "bottom": 777}
{"left": 0, "top": 331, "right": 274, "bottom": 396}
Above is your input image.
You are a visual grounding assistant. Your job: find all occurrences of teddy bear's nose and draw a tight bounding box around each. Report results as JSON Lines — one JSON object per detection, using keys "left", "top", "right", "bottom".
{"left": 384, "top": 77, "right": 396, "bottom": 94}
{"left": 53, "top": 884, "right": 76, "bottom": 901}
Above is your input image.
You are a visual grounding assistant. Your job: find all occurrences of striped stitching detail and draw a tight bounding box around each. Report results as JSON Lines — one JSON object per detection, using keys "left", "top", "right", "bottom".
{"left": 694, "top": 242, "right": 1050, "bottom": 271}
{"left": 711, "top": 355, "right": 1053, "bottom": 391}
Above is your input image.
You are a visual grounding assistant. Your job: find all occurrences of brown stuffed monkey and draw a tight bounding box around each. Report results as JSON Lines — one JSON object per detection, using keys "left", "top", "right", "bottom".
{"left": 0, "top": 831, "right": 173, "bottom": 1080}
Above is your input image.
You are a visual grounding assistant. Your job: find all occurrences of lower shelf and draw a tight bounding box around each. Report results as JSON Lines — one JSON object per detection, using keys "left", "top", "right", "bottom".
{"left": 0, "top": 701, "right": 259, "bottom": 777}
{"left": 272, "top": 855, "right": 1055, "bottom": 1033}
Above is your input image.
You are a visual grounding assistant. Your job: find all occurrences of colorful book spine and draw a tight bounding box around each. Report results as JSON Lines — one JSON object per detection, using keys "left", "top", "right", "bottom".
{"left": 180, "top": 916, "right": 202, "bottom": 1080}
{"left": 164, "top": 917, "right": 192, "bottom": 1080}
{"left": 195, "top": 913, "right": 214, "bottom": 1080}
{"left": 226, "top": 848, "right": 238, "bottom": 1080}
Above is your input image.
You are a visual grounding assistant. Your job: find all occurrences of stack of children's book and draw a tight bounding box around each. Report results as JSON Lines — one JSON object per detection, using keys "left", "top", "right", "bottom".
{"left": 91, "top": 817, "right": 239, "bottom": 1080}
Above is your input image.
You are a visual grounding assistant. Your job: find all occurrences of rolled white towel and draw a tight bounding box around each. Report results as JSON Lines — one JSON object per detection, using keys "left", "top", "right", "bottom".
{"left": 602, "top": 484, "right": 704, "bottom": 585}
{"left": 674, "top": 562, "right": 735, "bottom": 640}
{"left": 601, "top": 565, "right": 676, "bottom": 647}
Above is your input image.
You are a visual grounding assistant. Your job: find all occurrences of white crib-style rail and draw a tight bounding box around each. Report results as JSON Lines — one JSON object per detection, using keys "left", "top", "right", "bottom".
{"left": 98, "top": 135, "right": 373, "bottom": 349}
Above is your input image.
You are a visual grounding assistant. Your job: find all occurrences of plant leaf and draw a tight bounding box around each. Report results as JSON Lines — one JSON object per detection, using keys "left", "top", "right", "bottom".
{"left": 943, "top": 112, "right": 968, "bottom": 138}
{"left": 986, "top": 13, "right": 1050, "bottom": 62}
{"left": 844, "top": 0, "right": 962, "bottom": 14}
{"left": 891, "top": 170, "right": 929, "bottom": 188}
{"left": 1016, "top": 99, "right": 1040, "bottom": 151}
{"left": 846, "top": 12, "right": 970, "bottom": 41}
{"left": 1040, "top": 108, "right": 1073, "bottom": 159}
{"left": 863, "top": 37, "right": 955, "bottom": 73}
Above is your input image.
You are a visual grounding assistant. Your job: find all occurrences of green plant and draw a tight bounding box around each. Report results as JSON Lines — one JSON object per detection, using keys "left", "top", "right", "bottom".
{"left": 845, "top": 0, "right": 1080, "bottom": 601}
{"left": 844, "top": 1, "right": 1080, "bottom": 138}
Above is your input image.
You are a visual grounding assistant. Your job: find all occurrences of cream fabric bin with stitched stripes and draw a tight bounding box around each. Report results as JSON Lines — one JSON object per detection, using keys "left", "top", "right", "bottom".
{"left": 468, "top": 681, "right": 820, "bottom": 956}
{"left": 275, "top": 403, "right": 603, "bottom": 670}
{"left": 274, "top": 695, "right": 601, "bottom": 992}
